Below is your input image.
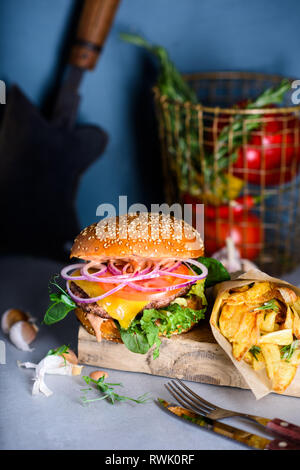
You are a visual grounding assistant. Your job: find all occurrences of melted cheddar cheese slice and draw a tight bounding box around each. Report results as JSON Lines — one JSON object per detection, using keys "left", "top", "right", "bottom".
{"left": 72, "top": 277, "right": 148, "bottom": 329}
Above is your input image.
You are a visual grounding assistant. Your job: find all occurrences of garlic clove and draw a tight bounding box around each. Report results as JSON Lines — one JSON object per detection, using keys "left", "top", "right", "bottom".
{"left": 9, "top": 321, "right": 38, "bottom": 351}
{"left": 89, "top": 370, "right": 108, "bottom": 381}
{"left": 19, "top": 355, "right": 84, "bottom": 396}
{"left": 1, "top": 309, "right": 30, "bottom": 334}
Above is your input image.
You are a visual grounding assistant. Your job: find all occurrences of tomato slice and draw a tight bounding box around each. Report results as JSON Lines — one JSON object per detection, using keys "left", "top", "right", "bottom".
{"left": 95, "top": 264, "right": 193, "bottom": 301}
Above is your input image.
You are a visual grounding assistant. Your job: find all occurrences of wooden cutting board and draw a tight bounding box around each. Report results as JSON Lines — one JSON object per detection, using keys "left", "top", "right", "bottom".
{"left": 78, "top": 322, "right": 300, "bottom": 397}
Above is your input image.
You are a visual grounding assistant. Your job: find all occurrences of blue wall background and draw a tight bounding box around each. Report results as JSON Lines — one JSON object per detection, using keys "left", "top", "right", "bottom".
{"left": 1, "top": 0, "right": 300, "bottom": 228}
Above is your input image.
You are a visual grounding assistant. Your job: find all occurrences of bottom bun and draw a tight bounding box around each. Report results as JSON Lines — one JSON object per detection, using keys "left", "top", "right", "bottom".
{"left": 75, "top": 308, "right": 122, "bottom": 343}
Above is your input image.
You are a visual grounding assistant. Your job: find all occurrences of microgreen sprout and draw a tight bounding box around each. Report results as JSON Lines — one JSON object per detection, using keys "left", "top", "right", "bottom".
{"left": 249, "top": 345, "right": 261, "bottom": 361}
{"left": 81, "top": 375, "right": 150, "bottom": 405}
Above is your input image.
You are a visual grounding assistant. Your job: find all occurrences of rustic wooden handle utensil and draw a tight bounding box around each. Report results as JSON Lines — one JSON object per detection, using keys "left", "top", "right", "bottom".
{"left": 265, "top": 438, "right": 300, "bottom": 450}
{"left": 158, "top": 399, "right": 300, "bottom": 450}
{"left": 266, "top": 418, "right": 300, "bottom": 443}
{"left": 70, "top": 0, "right": 120, "bottom": 70}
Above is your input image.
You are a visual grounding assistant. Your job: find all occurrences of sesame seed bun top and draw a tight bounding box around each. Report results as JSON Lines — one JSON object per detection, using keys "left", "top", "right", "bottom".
{"left": 70, "top": 212, "right": 204, "bottom": 261}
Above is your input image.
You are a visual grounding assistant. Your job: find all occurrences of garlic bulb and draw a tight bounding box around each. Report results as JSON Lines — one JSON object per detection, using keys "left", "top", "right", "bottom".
{"left": 18, "top": 354, "right": 84, "bottom": 397}
{"left": 9, "top": 321, "right": 38, "bottom": 351}
{"left": 212, "top": 237, "right": 258, "bottom": 273}
{"left": 1, "top": 308, "right": 30, "bottom": 334}
{"left": 2, "top": 308, "right": 38, "bottom": 351}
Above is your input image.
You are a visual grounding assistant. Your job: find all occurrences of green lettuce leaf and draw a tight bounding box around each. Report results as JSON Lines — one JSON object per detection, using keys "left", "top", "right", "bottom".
{"left": 187, "top": 280, "right": 207, "bottom": 305}
{"left": 43, "top": 278, "right": 76, "bottom": 325}
{"left": 118, "top": 322, "right": 151, "bottom": 355}
{"left": 196, "top": 257, "right": 230, "bottom": 288}
{"left": 119, "top": 301, "right": 206, "bottom": 359}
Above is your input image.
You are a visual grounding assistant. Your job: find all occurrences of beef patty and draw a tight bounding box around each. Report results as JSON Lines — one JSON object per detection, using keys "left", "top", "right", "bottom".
{"left": 69, "top": 281, "right": 192, "bottom": 320}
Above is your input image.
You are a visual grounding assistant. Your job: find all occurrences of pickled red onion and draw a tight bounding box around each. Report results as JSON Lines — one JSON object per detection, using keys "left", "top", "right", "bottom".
{"left": 127, "top": 279, "right": 195, "bottom": 292}
{"left": 159, "top": 260, "right": 182, "bottom": 272}
{"left": 66, "top": 280, "right": 128, "bottom": 304}
{"left": 61, "top": 263, "right": 107, "bottom": 281}
{"left": 108, "top": 260, "right": 155, "bottom": 276}
{"left": 81, "top": 261, "right": 161, "bottom": 284}
{"left": 62, "top": 258, "right": 208, "bottom": 303}
{"left": 61, "top": 263, "right": 86, "bottom": 281}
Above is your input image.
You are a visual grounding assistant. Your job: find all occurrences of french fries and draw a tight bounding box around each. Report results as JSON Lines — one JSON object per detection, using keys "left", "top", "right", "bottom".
{"left": 273, "top": 362, "right": 297, "bottom": 393}
{"left": 219, "top": 304, "right": 249, "bottom": 342}
{"left": 291, "top": 304, "right": 300, "bottom": 339}
{"left": 257, "top": 311, "right": 277, "bottom": 332}
{"left": 215, "top": 281, "right": 300, "bottom": 393}
{"left": 260, "top": 344, "right": 280, "bottom": 380}
{"left": 259, "top": 329, "right": 293, "bottom": 345}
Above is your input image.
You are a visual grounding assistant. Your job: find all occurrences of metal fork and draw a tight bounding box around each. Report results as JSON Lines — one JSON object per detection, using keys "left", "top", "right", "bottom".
{"left": 165, "top": 379, "right": 300, "bottom": 443}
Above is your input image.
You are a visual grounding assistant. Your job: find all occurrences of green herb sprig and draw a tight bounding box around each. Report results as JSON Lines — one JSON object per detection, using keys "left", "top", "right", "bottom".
{"left": 120, "top": 33, "right": 197, "bottom": 103}
{"left": 43, "top": 276, "right": 76, "bottom": 325}
{"left": 47, "top": 344, "right": 69, "bottom": 356}
{"left": 249, "top": 345, "right": 261, "bottom": 361}
{"left": 193, "top": 257, "right": 230, "bottom": 288}
{"left": 47, "top": 344, "right": 70, "bottom": 364}
{"left": 280, "top": 340, "right": 299, "bottom": 362}
{"left": 81, "top": 375, "right": 150, "bottom": 405}
{"left": 203, "top": 79, "right": 290, "bottom": 192}
{"left": 121, "top": 33, "right": 290, "bottom": 200}
{"left": 253, "top": 299, "right": 280, "bottom": 313}
{"left": 216, "top": 79, "right": 290, "bottom": 165}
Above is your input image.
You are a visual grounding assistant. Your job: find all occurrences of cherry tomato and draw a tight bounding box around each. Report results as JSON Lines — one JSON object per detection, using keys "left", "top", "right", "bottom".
{"left": 233, "top": 115, "right": 300, "bottom": 186}
{"left": 183, "top": 193, "right": 260, "bottom": 221}
{"left": 205, "top": 100, "right": 251, "bottom": 145}
{"left": 205, "top": 195, "right": 259, "bottom": 220}
{"left": 205, "top": 213, "right": 262, "bottom": 260}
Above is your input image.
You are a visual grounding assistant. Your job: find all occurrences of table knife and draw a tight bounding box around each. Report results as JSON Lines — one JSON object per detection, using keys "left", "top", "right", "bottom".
{"left": 158, "top": 399, "right": 300, "bottom": 450}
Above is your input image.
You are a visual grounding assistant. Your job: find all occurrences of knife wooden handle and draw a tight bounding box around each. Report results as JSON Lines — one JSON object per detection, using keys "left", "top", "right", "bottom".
{"left": 69, "top": 0, "right": 120, "bottom": 70}
{"left": 266, "top": 418, "right": 300, "bottom": 443}
{"left": 265, "top": 438, "right": 300, "bottom": 450}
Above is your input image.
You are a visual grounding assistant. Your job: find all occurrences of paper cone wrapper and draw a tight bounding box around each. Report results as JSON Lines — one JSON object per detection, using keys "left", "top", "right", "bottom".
{"left": 210, "top": 268, "right": 300, "bottom": 399}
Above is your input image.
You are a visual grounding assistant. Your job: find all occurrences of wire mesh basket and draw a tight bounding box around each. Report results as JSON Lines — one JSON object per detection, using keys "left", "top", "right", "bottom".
{"left": 154, "top": 72, "right": 300, "bottom": 275}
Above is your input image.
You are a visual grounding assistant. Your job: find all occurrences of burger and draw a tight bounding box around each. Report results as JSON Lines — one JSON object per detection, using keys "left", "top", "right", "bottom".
{"left": 44, "top": 212, "right": 229, "bottom": 358}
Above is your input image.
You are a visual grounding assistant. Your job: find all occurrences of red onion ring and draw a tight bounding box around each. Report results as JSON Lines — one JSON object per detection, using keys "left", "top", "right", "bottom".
{"left": 81, "top": 262, "right": 160, "bottom": 284}
{"left": 138, "top": 261, "right": 156, "bottom": 275}
{"left": 155, "top": 261, "right": 207, "bottom": 281}
{"left": 159, "top": 260, "right": 182, "bottom": 272}
{"left": 108, "top": 261, "right": 131, "bottom": 276}
{"left": 127, "top": 279, "right": 195, "bottom": 292}
{"left": 159, "top": 260, "right": 207, "bottom": 280}
{"left": 108, "top": 260, "right": 157, "bottom": 276}
{"left": 61, "top": 263, "right": 88, "bottom": 281}
{"left": 61, "top": 263, "right": 107, "bottom": 281}
{"left": 66, "top": 280, "right": 128, "bottom": 304}
{"left": 61, "top": 259, "right": 207, "bottom": 298}
{"left": 156, "top": 270, "right": 199, "bottom": 281}
{"left": 186, "top": 259, "right": 208, "bottom": 278}
{"left": 124, "top": 259, "right": 208, "bottom": 292}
